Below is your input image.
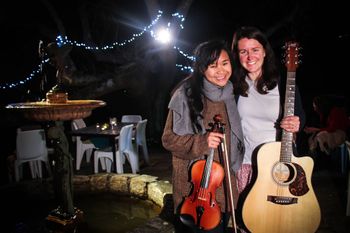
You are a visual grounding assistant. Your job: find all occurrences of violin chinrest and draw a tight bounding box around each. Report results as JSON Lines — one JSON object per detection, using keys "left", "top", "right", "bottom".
{"left": 180, "top": 214, "right": 196, "bottom": 228}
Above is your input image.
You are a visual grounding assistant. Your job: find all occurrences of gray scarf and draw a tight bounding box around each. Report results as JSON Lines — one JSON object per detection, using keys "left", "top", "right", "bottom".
{"left": 168, "top": 78, "right": 244, "bottom": 172}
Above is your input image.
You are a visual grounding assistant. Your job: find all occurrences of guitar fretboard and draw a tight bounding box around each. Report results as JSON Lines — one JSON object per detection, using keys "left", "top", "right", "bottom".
{"left": 280, "top": 71, "right": 295, "bottom": 163}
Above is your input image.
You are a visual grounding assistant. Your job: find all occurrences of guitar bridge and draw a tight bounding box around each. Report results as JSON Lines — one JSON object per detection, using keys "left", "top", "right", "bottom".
{"left": 267, "top": 195, "right": 298, "bottom": 205}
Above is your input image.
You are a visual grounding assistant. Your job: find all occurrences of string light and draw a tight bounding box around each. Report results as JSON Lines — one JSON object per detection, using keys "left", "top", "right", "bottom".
{"left": 1, "top": 59, "right": 49, "bottom": 90}
{"left": 176, "top": 64, "right": 193, "bottom": 73}
{"left": 56, "top": 11, "right": 163, "bottom": 49}
{"left": 173, "top": 46, "right": 195, "bottom": 61}
{"left": 1, "top": 10, "right": 194, "bottom": 90}
{"left": 171, "top": 12, "right": 185, "bottom": 29}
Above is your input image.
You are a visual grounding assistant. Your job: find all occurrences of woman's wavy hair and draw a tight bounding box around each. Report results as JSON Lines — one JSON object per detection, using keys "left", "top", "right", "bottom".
{"left": 231, "top": 26, "right": 279, "bottom": 96}
{"left": 173, "top": 40, "right": 233, "bottom": 132}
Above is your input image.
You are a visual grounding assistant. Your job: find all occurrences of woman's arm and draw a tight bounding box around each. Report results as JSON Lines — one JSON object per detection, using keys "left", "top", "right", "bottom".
{"left": 162, "top": 111, "right": 209, "bottom": 160}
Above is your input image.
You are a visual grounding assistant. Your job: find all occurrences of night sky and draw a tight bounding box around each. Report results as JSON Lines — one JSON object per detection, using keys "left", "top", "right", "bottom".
{"left": 1, "top": 0, "right": 349, "bottom": 108}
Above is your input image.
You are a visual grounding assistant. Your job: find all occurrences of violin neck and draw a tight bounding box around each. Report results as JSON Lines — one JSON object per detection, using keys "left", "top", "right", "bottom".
{"left": 200, "top": 148, "right": 215, "bottom": 189}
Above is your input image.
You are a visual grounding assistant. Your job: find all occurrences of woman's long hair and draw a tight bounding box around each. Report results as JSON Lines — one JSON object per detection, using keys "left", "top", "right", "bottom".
{"left": 231, "top": 26, "right": 279, "bottom": 96}
{"left": 173, "top": 40, "right": 233, "bottom": 132}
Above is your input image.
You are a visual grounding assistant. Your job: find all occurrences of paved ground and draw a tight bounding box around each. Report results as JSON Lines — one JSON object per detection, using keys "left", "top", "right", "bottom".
{"left": 310, "top": 153, "right": 350, "bottom": 233}
{"left": 1, "top": 144, "right": 349, "bottom": 233}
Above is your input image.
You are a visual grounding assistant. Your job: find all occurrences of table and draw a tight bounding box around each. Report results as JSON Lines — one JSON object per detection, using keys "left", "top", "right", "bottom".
{"left": 70, "top": 122, "right": 136, "bottom": 172}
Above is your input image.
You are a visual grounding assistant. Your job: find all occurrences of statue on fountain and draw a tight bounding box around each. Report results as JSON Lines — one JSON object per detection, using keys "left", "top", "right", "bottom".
{"left": 39, "top": 41, "right": 73, "bottom": 103}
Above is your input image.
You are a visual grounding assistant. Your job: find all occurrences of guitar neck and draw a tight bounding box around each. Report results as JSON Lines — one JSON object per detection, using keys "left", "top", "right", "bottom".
{"left": 280, "top": 71, "right": 295, "bottom": 163}
{"left": 283, "top": 72, "right": 296, "bottom": 117}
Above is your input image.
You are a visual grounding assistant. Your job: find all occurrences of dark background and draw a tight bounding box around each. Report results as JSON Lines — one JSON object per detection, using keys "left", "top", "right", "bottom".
{"left": 1, "top": 0, "right": 349, "bottom": 97}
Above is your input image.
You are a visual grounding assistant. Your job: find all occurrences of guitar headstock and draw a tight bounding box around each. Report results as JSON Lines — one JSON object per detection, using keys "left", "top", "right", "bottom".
{"left": 284, "top": 41, "right": 301, "bottom": 72}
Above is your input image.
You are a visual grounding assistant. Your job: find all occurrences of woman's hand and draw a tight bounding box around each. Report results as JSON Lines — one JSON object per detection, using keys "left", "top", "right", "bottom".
{"left": 207, "top": 132, "right": 224, "bottom": 149}
{"left": 280, "top": 116, "right": 300, "bottom": 133}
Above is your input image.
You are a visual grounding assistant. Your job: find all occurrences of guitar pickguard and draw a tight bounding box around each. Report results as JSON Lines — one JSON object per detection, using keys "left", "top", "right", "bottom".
{"left": 289, "top": 162, "right": 309, "bottom": 196}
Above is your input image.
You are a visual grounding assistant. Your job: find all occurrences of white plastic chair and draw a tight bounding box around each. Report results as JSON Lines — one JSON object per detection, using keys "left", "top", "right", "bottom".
{"left": 71, "top": 119, "right": 97, "bottom": 170}
{"left": 94, "top": 124, "right": 139, "bottom": 174}
{"left": 121, "top": 115, "right": 142, "bottom": 123}
{"left": 15, "top": 128, "right": 52, "bottom": 182}
{"left": 135, "top": 119, "right": 149, "bottom": 165}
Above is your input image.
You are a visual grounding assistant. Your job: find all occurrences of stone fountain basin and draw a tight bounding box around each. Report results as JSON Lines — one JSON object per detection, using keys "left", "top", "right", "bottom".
{"left": 5, "top": 100, "right": 106, "bottom": 121}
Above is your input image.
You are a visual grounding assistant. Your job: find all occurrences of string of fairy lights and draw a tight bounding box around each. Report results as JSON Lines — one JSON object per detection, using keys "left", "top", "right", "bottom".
{"left": 1, "top": 10, "right": 194, "bottom": 90}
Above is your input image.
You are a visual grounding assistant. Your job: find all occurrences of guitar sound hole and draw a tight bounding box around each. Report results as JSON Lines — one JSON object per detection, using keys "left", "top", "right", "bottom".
{"left": 272, "top": 162, "right": 296, "bottom": 185}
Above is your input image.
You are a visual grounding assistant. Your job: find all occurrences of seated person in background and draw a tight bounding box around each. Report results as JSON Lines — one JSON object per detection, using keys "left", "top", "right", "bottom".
{"left": 304, "top": 95, "right": 348, "bottom": 155}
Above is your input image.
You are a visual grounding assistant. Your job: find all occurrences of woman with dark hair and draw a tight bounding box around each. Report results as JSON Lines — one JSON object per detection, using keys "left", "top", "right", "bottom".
{"left": 162, "top": 40, "right": 244, "bottom": 232}
{"left": 231, "top": 26, "right": 306, "bottom": 195}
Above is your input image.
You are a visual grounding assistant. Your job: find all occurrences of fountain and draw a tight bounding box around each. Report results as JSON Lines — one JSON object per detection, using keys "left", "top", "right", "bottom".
{"left": 6, "top": 89, "right": 105, "bottom": 230}
{"left": 4, "top": 41, "right": 174, "bottom": 232}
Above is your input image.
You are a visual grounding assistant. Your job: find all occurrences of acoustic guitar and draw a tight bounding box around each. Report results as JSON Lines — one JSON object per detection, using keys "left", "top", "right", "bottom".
{"left": 242, "top": 41, "right": 321, "bottom": 233}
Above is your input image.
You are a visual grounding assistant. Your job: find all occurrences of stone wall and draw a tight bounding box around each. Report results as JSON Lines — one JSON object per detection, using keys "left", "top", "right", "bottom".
{"left": 73, "top": 173, "right": 172, "bottom": 208}
{"left": 73, "top": 173, "right": 175, "bottom": 233}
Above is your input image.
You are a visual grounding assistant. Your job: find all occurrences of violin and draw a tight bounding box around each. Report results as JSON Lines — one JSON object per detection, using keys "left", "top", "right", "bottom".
{"left": 180, "top": 115, "right": 225, "bottom": 230}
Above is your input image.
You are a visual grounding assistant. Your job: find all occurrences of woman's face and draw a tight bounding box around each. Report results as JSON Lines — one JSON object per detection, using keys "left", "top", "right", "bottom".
{"left": 204, "top": 50, "right": 232, "bottom": 87}
{"left": 237, "top": 38, "right": 266, "bottom": 80}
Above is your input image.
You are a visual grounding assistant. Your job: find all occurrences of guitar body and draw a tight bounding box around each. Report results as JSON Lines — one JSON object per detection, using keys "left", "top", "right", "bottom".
{"left": 242, "top": 142, "right": 321, "bottom": 233}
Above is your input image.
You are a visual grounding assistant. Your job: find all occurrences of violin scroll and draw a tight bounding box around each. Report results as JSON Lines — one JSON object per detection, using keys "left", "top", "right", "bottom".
{"left": 208, "top": 114, "right": 225, "bottom": 134}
